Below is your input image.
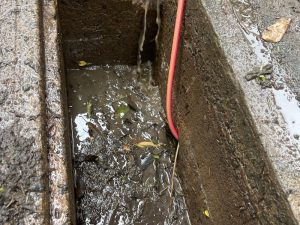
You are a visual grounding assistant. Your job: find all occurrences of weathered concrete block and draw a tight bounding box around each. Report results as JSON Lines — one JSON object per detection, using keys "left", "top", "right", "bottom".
{"left": 0, "top": 0, "right": 49, "bottom": 224}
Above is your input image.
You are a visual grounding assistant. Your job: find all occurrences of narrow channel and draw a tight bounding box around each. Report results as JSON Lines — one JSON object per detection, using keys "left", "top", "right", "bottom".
{"left": 58, "top": 0, "right": 192, "bottom": 223}
{"left": 67, "top": 64, "right": 191, "bottom": 224}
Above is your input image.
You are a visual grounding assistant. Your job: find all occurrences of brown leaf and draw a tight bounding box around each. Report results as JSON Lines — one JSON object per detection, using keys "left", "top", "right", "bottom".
{"left": 261, "top": 18, "right": 291, "bottom": 43}
{"left": 123, "top": 144, "right": 131, "bottom": 152}
{"left": 135, "top": 141, "right": 163, "bottom": 148}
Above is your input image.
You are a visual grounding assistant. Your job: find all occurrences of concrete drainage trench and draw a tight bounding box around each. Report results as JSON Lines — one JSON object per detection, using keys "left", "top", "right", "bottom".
{"left": 55, "top": 0, "right": 298, "bottom": 224}
{"left": 60, "top": 1, "right": 191, "bottom": 224}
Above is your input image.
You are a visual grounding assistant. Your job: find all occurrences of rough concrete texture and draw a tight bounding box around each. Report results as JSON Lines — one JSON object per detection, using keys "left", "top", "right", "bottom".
{"left": 0, "top": 0, "right": 49, "bottom": 224}
{"left": 202, "top": 0, "right": 300, "bottom": 221}
{"left": 59, "top": 0, "right": 158, "bottom": 68}
{"left": 157, "top": 0, "right": 300, "bottom": 224}
{"left": 43, "top": 0, "right": 76, "bottom": 224}
{"left": 0, "top": 0, "right": 76, "bottom": 224}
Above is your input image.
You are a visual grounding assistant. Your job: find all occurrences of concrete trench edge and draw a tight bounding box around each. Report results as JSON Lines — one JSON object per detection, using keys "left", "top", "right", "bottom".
{"left": 42, "top": 0, "right": 76, "bottom": 224}
{"left": 201, "top": 0, "right": 300, "bottom": 222}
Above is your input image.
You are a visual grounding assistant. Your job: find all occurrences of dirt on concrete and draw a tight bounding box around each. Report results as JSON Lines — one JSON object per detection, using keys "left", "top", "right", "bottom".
{"left": 59, "top": 0, "right": 158, "bottom": 68}
{"left": 156, "top": 0, "right": 298, "bottom": 224}
{"left": 0, "top": 1, "right": 50, "bottom": 224}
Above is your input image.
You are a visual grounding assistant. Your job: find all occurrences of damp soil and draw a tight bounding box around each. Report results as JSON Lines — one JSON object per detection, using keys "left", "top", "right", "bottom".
{"left": 67, "top": 64, "right": 191, "bottom": 225}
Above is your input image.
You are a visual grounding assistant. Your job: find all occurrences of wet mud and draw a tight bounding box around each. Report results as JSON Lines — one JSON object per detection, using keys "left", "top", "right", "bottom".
{"left": 67, "top": 64, "right": 191, "bottom": 224}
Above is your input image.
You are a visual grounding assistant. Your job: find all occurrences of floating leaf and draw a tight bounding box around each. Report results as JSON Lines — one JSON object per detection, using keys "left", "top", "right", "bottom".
{"left": 203, "top": 210, "right": 210, "bottom": 218}
{"left": 123, "top": 144, "right": 131, "bottom": 152}
{"left": 115, "top": 105, "right": 130, "bottom": 119}
{"left": 0, "top": 187, "right": 5, "bottom": 193}
{"left": 152, "top": 154, "right": 160, "bottom": 160}
{"left": 78, "top": 60, "right": 92, "bottom": 67}
{"left": 262, "top": 18, "right": 291, "bottom": 43}
{"left": 135, "top": 141, "right": 163, "bottom": 148}
{"left": 87, "top": 101, "right": 93, "bottom": 118}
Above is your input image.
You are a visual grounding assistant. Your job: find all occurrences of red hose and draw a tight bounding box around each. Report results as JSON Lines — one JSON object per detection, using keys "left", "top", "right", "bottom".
{"left": 166, "top": 0, "right": 185, "bottom": 140}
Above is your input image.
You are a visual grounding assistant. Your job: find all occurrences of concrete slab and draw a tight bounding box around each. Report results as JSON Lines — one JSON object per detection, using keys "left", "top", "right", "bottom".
{"left": 0, "top": 1, "right": 49, "bottom": 224}
{"left": 0, "top": 1, "right": 75, "bottom": 224}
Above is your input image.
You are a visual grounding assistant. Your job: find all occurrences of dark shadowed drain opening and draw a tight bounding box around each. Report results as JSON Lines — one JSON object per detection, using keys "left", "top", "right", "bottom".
{"left": 59, "top": 0, "right": 191, "bottom": 224}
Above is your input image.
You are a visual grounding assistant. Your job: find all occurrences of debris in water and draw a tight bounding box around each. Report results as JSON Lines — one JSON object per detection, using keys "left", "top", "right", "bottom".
{"left": 245, "top": 64, "right": 275, "bottom": 88}
{"left": 0, "top": 187, "right": 5, "bottom": 193}
{"left": 245, "top": 64, "right": 273, "bottom": 81}
{"left": 68, "top": 65, "right": 191, "bottom": 224}
{"left": 203, "top": 209, "right": 210, "bottom": 218}
{"left": 123, "top": 144, "right": 131, "bottom": 152}
{"left": 86, "top": 101, "right": 93, "bottom": 118}
{"left": 261, "top": 18, "right": 291, "bottom": 43}
{"left": 115, "top": 105, "right": 130, "bottom": 119}
{"left": 127, "top": 96, "right": 139, "bottom": 111}
{"left": 135, "top": 141, "right": 163, "bottom": 148}
{"left": 152, "top": 154, "right": 160, "bottom": 159}
{"left": 86, "top": 122, "right": 101, "bottom": 138}
{"left": 258, "top": 75, "right": 266, "bottom": 82}
{"left": 78, "top": 60, "right": 92, "bottom": 67}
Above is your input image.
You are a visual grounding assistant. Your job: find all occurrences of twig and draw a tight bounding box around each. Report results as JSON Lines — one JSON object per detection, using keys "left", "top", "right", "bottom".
{"left": 170, "top": 143, "right": 180, "bottom": 197}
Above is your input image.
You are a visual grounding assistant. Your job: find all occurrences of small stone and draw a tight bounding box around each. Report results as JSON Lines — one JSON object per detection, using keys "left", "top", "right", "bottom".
{"left": 273, "top": 82, "right": 285, "bottom": 90}
{"left": 22, "top": 85, "right": 31, "bottom": 92}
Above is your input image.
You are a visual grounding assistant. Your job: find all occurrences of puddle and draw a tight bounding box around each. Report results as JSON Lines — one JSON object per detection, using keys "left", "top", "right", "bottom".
{"left": 67, "top": 64, "right": 191, "bottom": 224}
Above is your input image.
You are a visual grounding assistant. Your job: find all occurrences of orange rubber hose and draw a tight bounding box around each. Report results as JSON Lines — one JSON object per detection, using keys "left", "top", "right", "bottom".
{"left": 166, "top": 0, "right": 185, "bottom": 140}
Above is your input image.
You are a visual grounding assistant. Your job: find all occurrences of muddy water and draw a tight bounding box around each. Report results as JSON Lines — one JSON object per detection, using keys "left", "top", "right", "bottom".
{"left": 67, "top": 64, "right": 191, "bottom": 225}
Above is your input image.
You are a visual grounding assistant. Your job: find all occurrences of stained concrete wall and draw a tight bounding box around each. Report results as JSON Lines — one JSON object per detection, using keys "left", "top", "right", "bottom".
{"left": 156, "top": 0, "right": 300, "bottom": 224}
{"left": 59, "top": 0, "right": 158, "bottom": 68}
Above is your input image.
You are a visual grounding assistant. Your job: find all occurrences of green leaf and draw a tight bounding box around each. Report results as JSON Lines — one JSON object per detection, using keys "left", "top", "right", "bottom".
{"left": 115, "top": 105, "right": 130, "bottom": 118}
{"left": 0, "top": 187, "right": 5, "bottom": 193}
{"left": 78, "top": 61, "right": 92, "bottom": 67}
{"left": 258, "top": 75, "right": 266, "bottom": 82}
{"left": 87, "top": 101, "right": 93, "bottom": 118}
